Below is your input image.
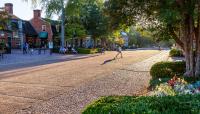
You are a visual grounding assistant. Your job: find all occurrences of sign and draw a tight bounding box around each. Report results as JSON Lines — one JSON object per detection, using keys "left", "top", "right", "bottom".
{"left": 39, "top": 32, "right": 48, "bottom": 39}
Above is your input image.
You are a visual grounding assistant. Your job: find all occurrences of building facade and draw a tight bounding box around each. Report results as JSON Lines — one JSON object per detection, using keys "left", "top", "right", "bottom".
{"left": 0, "top": 3, "right": 37, "bottom": 50}
{"left": 30, "top": 10, "right": 53, "bottom": 47}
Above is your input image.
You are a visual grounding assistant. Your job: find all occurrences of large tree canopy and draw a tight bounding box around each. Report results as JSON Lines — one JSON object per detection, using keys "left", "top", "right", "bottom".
{"left": 105, "top": 0, "right": 200, "bottom": 77}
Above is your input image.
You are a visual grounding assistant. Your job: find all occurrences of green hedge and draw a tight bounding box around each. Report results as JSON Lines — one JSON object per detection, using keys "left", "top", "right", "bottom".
{"left": 169, "top": 48, "right": 184, "bottom": 57}
{"left": 76, "top": 48, "right": 100, "bottom": 54}
{"left": 0, "top": 42, "right": 5, "bottom": 50}
{"left": 82, "top": 95, "right": 200, "bottom": 114}
{"left": 52, "top": 48, "right": 59, "bottom": 53}
{"left": 150, "top": 61, "right": 185, "bottom": 79}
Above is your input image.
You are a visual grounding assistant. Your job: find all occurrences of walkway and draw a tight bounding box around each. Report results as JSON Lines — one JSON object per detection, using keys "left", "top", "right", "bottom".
{"left": 0, "top": 50, "right": 99, "bottom": 72}
{"left": 0, "top": 50, "right": 168, "bottom": 114}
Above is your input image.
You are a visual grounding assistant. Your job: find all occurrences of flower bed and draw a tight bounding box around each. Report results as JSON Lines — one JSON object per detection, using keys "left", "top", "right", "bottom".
{"left": 82, "top": 61, "right": 200, "bottom": 114}
{"left": 150, "top": 76, "right": 200, "bottom": 97}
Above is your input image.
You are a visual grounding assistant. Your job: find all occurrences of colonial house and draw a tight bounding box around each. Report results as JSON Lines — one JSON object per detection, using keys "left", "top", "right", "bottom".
{"left": 30, "top": 10, "right": 53, "bottom": 47}
{"left": 0, "top": 3, "right": 37, "bottom": 51}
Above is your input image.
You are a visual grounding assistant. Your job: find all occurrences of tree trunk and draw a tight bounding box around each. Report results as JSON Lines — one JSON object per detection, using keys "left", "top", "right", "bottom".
{"left": 189, "top": 16, "right": 195, "bottom": 76}
{"left": 183, "top": 14, "right": 195, "bottom": 77}
{"left": 195, "top": 34, "right": 200, "bottom": 76}
{"left": 195, "top": 1, "right": 200, "bottom": 77}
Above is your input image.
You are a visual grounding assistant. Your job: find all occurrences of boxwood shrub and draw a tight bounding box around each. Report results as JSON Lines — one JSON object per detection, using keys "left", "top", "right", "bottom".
{"left": 76, "top": 48, "right": 100, "bottom": 54}
{"left": 52, "top": 47, "right": 59, "bottom": 53}
{"left": 150, "top": 61, "right": 185, "bottom": 79}
{"left": 82, "top": 95, "right": 200, "bottom": 114}
{"left": 169, "top": 48, "right": 184, "bottom": 57}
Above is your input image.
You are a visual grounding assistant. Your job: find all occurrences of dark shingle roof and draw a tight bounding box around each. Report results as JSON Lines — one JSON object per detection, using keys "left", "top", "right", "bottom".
{"left": 23, "top": 21, "right": 38, "bottom": 37}
{"left": 42, "top": 18, "right": 61, "bottom": 34}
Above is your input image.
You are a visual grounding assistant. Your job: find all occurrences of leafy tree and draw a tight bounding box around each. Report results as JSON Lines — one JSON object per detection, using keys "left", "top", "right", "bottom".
{"left": 65, "top": 23, "right": 86, "bottom": 38}
{"left": 81, "top": 2, "right": 110, "bottom": 47}
{"left": 64, "top": 0, "right": 110, "bottom": 47}
{"left": 105, "top": 0, "right": 200, "bottom": 77}
{"left": 0, "top": 10, "right": 9, "bottom": 30}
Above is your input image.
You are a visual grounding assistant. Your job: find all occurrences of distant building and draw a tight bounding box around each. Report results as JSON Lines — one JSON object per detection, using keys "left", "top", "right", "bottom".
{"left": 30, "top": 10, "right": 53, "bottom": 47}
{"left": 0, "top": 3, "right": 37, "bottom": 50}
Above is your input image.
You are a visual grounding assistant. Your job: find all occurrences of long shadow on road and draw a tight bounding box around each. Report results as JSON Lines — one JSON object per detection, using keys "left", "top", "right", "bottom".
{"left": 0, "top": 54, "right": 99, "bottom": 73}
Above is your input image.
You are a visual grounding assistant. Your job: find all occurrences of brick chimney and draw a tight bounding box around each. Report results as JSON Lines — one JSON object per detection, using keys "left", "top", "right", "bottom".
{"left": 33, "top": 10, "right": 41, "bottom": 18}
{"left": 5, "top": 3, "right": 13, "bottom": 14}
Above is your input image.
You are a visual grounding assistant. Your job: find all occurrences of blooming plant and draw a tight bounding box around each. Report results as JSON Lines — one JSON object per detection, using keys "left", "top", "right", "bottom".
{"left": 151, "top": 76, "right": 200, "bottom": 97}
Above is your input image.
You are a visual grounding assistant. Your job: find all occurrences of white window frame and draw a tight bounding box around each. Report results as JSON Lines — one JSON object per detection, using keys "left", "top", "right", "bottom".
{"left": 42, "top": 25, "right": 46, "bottom": 31}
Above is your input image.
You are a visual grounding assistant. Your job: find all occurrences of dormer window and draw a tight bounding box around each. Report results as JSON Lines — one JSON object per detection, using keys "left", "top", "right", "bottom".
{"left": 42, "top": 25, "right": 46, "bottom": 31}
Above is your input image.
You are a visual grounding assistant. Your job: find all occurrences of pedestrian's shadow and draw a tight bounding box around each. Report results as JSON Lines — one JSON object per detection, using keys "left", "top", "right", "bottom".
{"left": 101, "top": 58, "right": 115, "bottom": 65}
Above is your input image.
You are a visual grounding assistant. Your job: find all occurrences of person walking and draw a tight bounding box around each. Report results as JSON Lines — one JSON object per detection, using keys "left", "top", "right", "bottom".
{"left": 101, "top": 47, "right": 105, "bottom": 55}
{"left": 23, "top": 42, "right": 27, "bottom": 54}
{"left": 48, "top": 41, "right": 53, "bottom": 55}
{"left": 26, "top": 42, "right": 29, "bottom": 54}
{"left": 114, "top": 45, "right": 123, "bottom": 59}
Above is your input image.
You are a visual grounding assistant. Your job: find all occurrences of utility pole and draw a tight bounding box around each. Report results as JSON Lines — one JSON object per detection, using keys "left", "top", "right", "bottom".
{"left": 61, "top": 0, "right": 65, "bottom": 48}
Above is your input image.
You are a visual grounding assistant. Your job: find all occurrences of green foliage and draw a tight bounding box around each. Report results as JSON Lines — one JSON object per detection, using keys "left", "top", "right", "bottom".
{"left": 0, "top": 11, "right": 9, "bottom": 30}
{"left": 127, "top": 26, "right": 157, "bottom": 47}
{"left": 65, "top": 23, "right": 86, "bottom": 38}
{"left": 0, "top": 42, "right": 5, "bottom": 50}
{"left": 52, "top": 47, "right": 59, "bottom": 53}
{"left": 81, "top": 3, "right": 110, "bottom": 39}
{"left": 65, "top": 0, "right": 85, "bottom": 17}
{"left": 39, "top": 0, "right": 64, "bottom": 17}
{"left": 158, "top": 39, "right": 175, "bottom": 48}
{"left": 82, "top": 95, "right": 200, "bottom": 114}
{"left": 76, "top": 48, "right": 99, "bottom": 54}
{"left": 169, "top": 48, "right": 184, "bottom": 57}
{"left": 104, "top": 0, "right": 198, "bottom": 48}
{"left": 65, "top": 0, "right": 111, "bottom": 45}
{"left": 150, "top": 61, "right": 186, "bottom": 79}
{"left": 149, "top": 78, "right": 171, "bottom": 89}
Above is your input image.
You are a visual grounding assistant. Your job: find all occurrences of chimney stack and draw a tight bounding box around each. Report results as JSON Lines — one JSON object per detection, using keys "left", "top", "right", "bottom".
{"left": 33, "top": 10, "right": 41, "bottom": 18}
{"left": 5, "top": 3, "right": 13, "bottom": 14}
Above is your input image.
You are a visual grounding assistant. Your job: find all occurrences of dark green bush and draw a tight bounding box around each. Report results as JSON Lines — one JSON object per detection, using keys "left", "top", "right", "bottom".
{"left": 82, "top": 95, "right": 200, "bottom": 114}
{"left": 150, "top": 61, "right": 186, "bottom": 79}
{"left": 169, "top": 48, "right": 184, "bottom": 57}
{"left": 76, "top": 48, "right": 99, "bottom": 54}
{"left": 52, "top": 48, "right": 59, "bottom": 53}
{"left": 0, "top": 42, "right": 5, "bottom": 50}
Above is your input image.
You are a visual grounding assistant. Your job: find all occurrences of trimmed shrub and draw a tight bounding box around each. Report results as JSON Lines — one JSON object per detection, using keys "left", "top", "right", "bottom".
{"left": 82, "top": 95, "right": 200, "bottom": 114}
{"left": 52, "top": 48, "right": 59, "bottom": 53}
{"left": 150, "top": 61, "right": 185, "bottom": 79}
{"left": 169, "top": 48, "right": 184, "bottom": 57}
{"left": 0, "top": 42, "right": 5, "bottom": 50}
{"left": 76, "top": 48, "right": 99, "bottom": 54}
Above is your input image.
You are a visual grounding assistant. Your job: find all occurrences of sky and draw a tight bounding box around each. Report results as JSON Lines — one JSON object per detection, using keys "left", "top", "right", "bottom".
{"left": 0, "top": 0, "right": 58, "bottom": 20}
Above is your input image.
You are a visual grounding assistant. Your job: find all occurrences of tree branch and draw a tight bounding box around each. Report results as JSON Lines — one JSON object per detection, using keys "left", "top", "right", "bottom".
{"left": 169, "top": 28, "right": 184, "bottom": 50}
